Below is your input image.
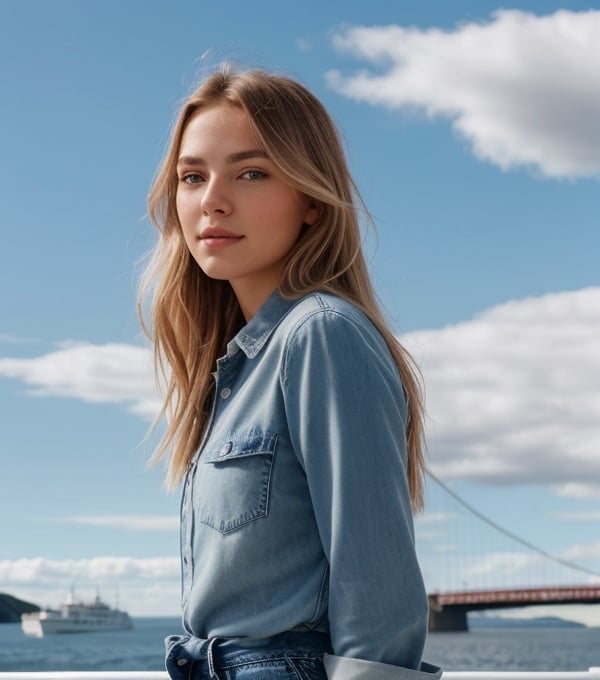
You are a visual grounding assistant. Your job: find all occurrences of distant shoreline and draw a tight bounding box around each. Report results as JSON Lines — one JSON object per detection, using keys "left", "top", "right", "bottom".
{"left": 0, "top": 592, "right": 40, "bottom": 623}
{"left": 468, "top": 614, "right": 587, "bottom": 630}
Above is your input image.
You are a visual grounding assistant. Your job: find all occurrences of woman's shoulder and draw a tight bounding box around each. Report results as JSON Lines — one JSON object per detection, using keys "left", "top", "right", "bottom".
{"left": 282, "top": 291, "right": 371, "bottom": 330}
{"left": 279, "top": 291, "right": 386, "bottom": 351}
{"left": 278, "top": 291, "right": 404, "bottom": 396}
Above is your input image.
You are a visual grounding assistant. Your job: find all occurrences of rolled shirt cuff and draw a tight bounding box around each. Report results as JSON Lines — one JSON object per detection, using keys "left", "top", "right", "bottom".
{"left": 323, "top": 654, "right": 442, "bottom": 680}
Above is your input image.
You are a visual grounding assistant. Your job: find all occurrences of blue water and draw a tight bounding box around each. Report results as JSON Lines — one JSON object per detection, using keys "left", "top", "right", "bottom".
{"left": 1, "top": 618, "right": 599, "bottom": 671}
{"left": 425, "top": 627, "right": 600, "bottom": 672}
{"left": 0, "top": 617, "right": 183, "bottom": 671}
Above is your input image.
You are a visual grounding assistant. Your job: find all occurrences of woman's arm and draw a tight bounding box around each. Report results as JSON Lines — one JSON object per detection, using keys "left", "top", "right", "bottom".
{"left": 282, "top": 304, "right": 439, "bottom": 677}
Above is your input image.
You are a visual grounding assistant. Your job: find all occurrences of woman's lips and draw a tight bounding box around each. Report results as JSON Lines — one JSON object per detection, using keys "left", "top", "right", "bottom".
{"left": 199, "top": 228, "right": 244, "bottom": 248}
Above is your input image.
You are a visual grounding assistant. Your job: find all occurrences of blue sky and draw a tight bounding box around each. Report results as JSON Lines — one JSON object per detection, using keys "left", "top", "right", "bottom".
{"left": 1, "top": 0, "right": 599, "bottom": 623}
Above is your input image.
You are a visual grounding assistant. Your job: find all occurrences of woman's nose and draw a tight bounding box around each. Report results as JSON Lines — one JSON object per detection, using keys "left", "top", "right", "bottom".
{"left": 201, "top": 177, "right": 232, "bottom": 216}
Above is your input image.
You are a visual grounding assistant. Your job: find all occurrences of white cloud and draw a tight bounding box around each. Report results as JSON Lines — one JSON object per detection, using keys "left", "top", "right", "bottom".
{"left": 0, "top": 556, "right": 179, "bottom": 584}
{"left": 403, "top": 287, "right": 600, "bottom": 496}
{"left": 0, "top": 556, "right": 180, "bottom": 616}
{"left": 553, "top": 511, "right": 600, "bottom": 521}
{"left": 563, "top": 542, "right": 600, "bottom": 561}
{"left": 61, "top": 515, "right": 179, "bottom": 532}
{"left": 555, "top": 483, "right": 600, "bottom": 500}
{"left": 415, "top": 511, "right": 456, "bottom": 544}
{"left": 463, "top": 551, "right": 536, "bottom": 580}
{"left": 415, "top": 511, "right": 455, "bottom": 525}
{"left": 327, "top": 10, "right": 600, "bottom": 179}
{"left": 0, "top": 342, "right": 159, "bottom": 418}
{"left": 1, "top": 288, "right": 599, "bottom": 498}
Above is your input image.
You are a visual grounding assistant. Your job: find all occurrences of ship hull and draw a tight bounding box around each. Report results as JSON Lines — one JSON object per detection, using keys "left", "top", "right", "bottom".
{"left": 21, "top": 595, "right": 133, "bottom": 637}
{"left": 22, "top": 614, "right": 133, "bottom": 636}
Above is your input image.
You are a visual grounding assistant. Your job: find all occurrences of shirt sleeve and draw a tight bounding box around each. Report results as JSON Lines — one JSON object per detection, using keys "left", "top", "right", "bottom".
{"left": 281, "top": 306, "right": 432, "bottom": 671}
{"left": 324, "top": 655, "right": 442, "bottom": 679}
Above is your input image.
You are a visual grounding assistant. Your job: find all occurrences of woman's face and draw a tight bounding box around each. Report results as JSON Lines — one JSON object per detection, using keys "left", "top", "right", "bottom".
{"left": 176, "top": 103, "right": 318, "bottom": 319}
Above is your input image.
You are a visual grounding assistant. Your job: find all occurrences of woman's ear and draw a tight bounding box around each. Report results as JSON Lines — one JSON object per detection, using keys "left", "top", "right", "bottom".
{"left": 303, "top": 200, "right": 322, "bottom": 226}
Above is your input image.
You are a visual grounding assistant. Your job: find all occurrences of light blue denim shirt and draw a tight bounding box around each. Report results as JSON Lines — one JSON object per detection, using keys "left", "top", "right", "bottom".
{"left": 179, "top": 291, "right": 440, "bottom": 678}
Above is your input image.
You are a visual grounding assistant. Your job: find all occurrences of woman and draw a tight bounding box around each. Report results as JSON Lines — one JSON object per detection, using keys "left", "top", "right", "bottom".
{"left": 140, "top": 66, "right": 441, "bottom": 680}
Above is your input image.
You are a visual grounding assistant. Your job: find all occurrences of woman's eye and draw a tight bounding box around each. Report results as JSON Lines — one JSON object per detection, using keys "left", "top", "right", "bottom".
{"left": 240, "top": 169, "right": 267, "bottom": 181}
{"left": 180, "top": 173, "right": 203, "bottom": 184}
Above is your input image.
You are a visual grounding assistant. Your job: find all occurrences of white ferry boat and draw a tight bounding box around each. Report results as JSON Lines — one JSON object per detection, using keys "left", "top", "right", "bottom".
{"left": 20, "top": 591, "right": 133, "bottom": 637}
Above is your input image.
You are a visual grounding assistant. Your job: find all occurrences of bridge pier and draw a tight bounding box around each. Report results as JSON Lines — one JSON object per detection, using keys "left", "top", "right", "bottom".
{"left": 428, "top": 605, "right": 469, "bottom": 632}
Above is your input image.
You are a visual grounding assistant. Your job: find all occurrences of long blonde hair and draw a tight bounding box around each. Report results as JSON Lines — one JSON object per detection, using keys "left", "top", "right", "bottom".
{"left": 139, "top": 66, "right": 426, "bottom": 510}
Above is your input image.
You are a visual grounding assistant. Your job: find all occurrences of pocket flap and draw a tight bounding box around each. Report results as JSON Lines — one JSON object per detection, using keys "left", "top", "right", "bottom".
{"left": 203, "top": 430, "right": 277, "bottom": 463}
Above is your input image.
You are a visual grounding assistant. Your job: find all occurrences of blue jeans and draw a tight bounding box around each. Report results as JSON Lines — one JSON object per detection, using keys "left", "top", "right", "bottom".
{"left": 165, "top": 631, "right": 331, "bottom": 679}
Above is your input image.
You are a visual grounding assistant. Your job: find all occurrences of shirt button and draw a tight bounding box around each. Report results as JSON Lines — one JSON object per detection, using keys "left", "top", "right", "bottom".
{"left": 219, "top": 441, "right": 233, "bottom": 456}
{"left": 177, "top": 659, "right": 188, "bottom": 666}
{"left": 220, "top": 387, "right": 231, "bottom": 399}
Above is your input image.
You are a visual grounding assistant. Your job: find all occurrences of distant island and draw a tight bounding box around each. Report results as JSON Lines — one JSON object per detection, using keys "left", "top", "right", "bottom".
{"left": 0, "top": 592, "right": 40, "bottom": 623}
{"left": 469, "top": 614, "right": 586, "bottom": 629}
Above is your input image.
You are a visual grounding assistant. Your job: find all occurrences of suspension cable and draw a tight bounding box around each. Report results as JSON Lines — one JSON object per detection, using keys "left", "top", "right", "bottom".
{"left": 426, "top": 470, "right": 600, "bottom": 580}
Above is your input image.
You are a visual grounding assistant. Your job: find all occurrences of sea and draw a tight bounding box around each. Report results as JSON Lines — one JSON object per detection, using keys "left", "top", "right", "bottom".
{"left": 1, "top": 618, "right": 600, "bottom": 672}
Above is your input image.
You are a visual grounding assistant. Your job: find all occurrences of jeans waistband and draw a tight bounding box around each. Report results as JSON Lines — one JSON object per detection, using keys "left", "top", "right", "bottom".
{"left": 165, "top": 630, "right": 332, "bottom": 679}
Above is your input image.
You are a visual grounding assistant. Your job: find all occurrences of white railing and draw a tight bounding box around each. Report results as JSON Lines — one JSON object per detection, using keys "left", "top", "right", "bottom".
{"left": 0, "top": 676, "right": 169, "bottom": 680}
{"left": 0, "top": 676, "right": 168, "bottom": 679}
{"left": 0, "top": 671, "right": 599, "bottom": 679}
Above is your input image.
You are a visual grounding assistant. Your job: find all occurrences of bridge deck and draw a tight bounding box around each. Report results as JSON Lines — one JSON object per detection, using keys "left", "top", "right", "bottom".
{"left": 427, "top": 585, "right": 600, "bottom": 631}
{"left": 430, "top": 586, "right": 600, "bottom": 608}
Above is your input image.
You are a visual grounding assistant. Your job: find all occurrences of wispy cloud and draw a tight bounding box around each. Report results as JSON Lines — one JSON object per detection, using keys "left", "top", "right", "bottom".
{"left": 328, "top": 10, "right": 600, "bottom": 179}
{"left": 0, "top": 556, "right": 179, "bottom": 584}
{"left": 563, "top": 542, "right": 600, "bottom": 561}
{"left": 553, "top": 511, "right": 600, "bottom": 521}
{"left": 415, "top": 511, "right": 455, "bottom": 525}
{"left": 463, "top": 551, "right": 536, "bottom": 580}
{"left": 0, "top": 556, "right": 180, "bottom": 615}
{"left": 415, "top": 511, "right": 455, "bottom": 544}
{"left": 404, "top": 287, "right": 600, "bottom": 497}
{"left": 0, "top": 342, "right": 159, "bottom": 418}
{"left": 59, "top": 515, "right": 179, "bottom": 532}
{"left": 0, "top": 332, "right": 39, "bottom": 344}
{"left": 554, "top": 483, "right": 600, "bottom": 500}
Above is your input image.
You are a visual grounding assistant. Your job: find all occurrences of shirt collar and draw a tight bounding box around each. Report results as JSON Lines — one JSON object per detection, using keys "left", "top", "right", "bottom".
{"left": 229, "top": 290, "right": 300, "bottom": 359}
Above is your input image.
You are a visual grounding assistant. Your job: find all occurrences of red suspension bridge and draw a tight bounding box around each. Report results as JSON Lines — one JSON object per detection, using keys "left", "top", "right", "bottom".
{"left": 421, "top": 474, "right": 600, "bottom": 631}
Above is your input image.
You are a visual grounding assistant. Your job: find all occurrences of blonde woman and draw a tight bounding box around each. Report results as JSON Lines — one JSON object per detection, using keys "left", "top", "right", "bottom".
{"left": 140, "top": 66, "right": 441, "bottom": 680}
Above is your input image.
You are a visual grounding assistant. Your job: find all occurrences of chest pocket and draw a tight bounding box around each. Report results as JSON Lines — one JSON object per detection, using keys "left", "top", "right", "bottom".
{"left": 196, "top": 430, "right": 277, "bottom": 534}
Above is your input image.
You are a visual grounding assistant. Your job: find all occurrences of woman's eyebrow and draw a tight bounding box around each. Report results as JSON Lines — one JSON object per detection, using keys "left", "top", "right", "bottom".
{"left": 177, "top": 149, "right": 268, "bottom": 168}
{"left": 227, "top": 149, "right": 268, "bottom": 163}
